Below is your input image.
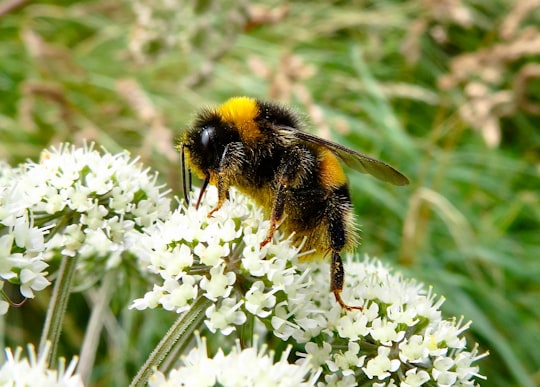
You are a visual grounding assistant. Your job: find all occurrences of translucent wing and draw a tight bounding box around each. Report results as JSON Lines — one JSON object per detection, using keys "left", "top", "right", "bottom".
{"left": 278, "top": 126, "right": 409, "bottom": 186}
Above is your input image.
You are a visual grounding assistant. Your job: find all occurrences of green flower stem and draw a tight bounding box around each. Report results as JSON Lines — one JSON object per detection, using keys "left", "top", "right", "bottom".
{"left": 129, "top": 296, "right": 212, "bottom": 387}
{"left": 38, "top": 254, "right": 78, "bottom": 366}
{"left": 239, "top": 311, "right": 254, "bottom": 349}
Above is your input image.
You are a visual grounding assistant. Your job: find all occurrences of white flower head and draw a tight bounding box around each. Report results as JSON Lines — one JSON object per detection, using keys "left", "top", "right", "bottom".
{"left": 0, "top": 143, "right": 172, "bottom": 311}
{"left": 131, "top": 185, "right": 305, "bottom": 336}
{"left": 38, "top": 144, "right": 171, "bottom": 266}
{"left": 148, "top": 334, "right": 319, "bottom": 387}
{"left": 287, "top": 259, "right": 488, "bottom": 385}
{"left": 130, "top": 185, "right": 487, "bottom": 385}
{"left": 0, "top": 342, "right": 83, "bottom": 387}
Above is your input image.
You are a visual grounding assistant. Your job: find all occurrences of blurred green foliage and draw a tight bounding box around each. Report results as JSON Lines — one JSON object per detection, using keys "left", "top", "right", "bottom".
{"left": 1, "top": 0, "right": 539, "bottom": 386}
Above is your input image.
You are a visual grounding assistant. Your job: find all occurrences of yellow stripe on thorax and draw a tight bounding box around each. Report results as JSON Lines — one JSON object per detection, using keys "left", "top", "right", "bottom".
{"left": 218, "top": 97, "right": 262, "bottom": 142}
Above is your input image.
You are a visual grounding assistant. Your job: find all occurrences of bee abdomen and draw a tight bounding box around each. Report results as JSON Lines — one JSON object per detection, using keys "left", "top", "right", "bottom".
{"left": 286, "top": 183, "right": 356, "bottom": 258}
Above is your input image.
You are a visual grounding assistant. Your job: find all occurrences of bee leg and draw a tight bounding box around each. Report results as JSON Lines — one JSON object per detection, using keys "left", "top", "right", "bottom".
{"left": 261, "top": 148, "right": 311, "bottom": 248}
{"left": 207, "top": 144, "right": 239, "bottom": 217}
{"left": 328, "top": 202, "right": 363, "bottom": 311}
{"left": 207, "top": 175, "right": 230, "bottom": 218}
{"left": 331, "top": 251, "right": 363, "bottom": 311}
{"left": 260, "top": 183, "right": 287, "bottom": 248}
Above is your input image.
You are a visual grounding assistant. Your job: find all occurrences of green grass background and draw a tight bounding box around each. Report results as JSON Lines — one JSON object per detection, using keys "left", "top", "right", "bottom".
{"left": 1, "top": 0, "right": 539, "bottom": 386}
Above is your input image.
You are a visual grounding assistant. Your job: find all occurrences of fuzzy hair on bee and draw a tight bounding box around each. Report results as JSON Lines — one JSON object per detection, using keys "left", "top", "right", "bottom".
{"left": 179, "top": 96, "right": 409, "bottom": 310}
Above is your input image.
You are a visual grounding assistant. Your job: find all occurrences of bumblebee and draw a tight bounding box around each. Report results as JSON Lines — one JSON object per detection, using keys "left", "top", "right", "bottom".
{"left": 179, "top": 96, "right": 409, "bottom": 310}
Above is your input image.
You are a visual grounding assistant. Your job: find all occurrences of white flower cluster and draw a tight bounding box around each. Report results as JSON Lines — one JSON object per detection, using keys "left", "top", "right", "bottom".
{"left": 148, "top": 335, "right": 319, "bottom": 387}
{"left": 131, "top": 186, "right": 487, "bottom": 386}
{"left": 1, "top": 162, "right": 50, "bottom": 307}
{"left": 0, "top": 143, "right": 171, "bottom": 312}
{"left": 282, "top": 260, "right": 487, "bottom": 386}
{"left": 0, "top": 342, "right": 83, "bottom": 387}
{"left": 130, "top": 186, "right": 304, "bottom": 334}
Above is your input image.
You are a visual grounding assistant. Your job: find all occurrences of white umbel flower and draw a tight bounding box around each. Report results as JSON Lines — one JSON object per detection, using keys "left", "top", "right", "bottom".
{"left": 0, "top": 342, "right": 83, "bottom": 387}
{"left": 0, "top": 143, "right": 171, "bottom": 313}
{"left": 148, "top": 334, "right": 319, "bottom": 387}
{"left": 287, "top": 260, "right": 488, "bottom": 385}
{"left": 131, "top": 186, "right": 305, "bottom": 336}
{"left": 130, "top": 176, "right": 487, "bottom": 386}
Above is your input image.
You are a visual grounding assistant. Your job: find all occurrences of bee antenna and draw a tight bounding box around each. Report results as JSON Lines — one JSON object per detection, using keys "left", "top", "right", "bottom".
{"left": 180, "top": 144, "right": 191, "bottom": 206}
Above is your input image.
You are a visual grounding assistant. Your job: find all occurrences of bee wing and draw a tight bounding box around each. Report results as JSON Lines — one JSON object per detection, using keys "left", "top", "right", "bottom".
{"left": 278, "top": 126, "right": 410, "bottom": 186}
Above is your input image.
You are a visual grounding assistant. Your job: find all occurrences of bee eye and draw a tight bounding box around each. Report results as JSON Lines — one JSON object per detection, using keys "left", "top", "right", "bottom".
{"left": 200, "top": 126, "right": 214, "bottom": 150}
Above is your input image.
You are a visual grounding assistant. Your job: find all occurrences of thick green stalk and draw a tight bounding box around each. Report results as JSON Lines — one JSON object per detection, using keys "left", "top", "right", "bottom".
{"left": 38, "top": 255, "right": 78, "bottom": 365}
{"left": 129, "top": 296, "right": 212, "bottom": 387}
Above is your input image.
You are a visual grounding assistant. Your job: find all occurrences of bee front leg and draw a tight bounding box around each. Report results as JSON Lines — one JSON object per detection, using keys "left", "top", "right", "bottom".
{"left": 206, "top": 143, "right": 241, "bottom": 218}
{"left": 207, "top": 173, "right": 229, "bottom": 218}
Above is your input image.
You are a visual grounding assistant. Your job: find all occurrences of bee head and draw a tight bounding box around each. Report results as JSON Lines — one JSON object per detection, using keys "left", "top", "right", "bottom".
{"left": 180, "top": 110, "right": 240, "bottom": 208}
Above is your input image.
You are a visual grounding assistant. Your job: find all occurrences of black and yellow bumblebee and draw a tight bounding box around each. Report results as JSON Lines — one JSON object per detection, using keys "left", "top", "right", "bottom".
{"left": 179, "top": 96, "right": 409, "bottom": 310}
